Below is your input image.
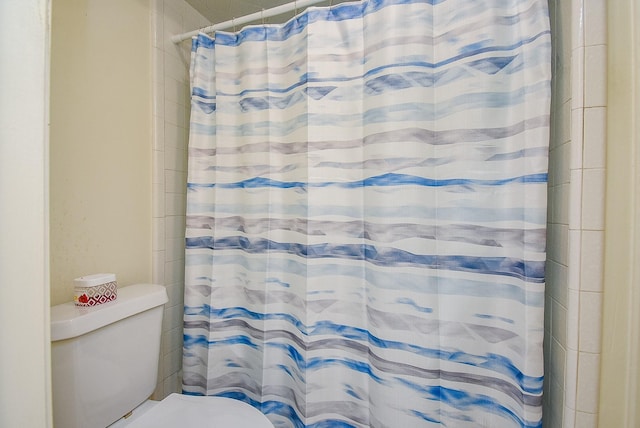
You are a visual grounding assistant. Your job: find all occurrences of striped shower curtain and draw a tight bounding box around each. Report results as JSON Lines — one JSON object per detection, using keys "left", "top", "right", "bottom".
{"left": 183, "top": 0, "right": 551, "bottom": 426}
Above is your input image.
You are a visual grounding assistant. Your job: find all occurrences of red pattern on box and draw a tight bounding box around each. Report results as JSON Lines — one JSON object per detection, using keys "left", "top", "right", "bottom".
{"left": 74, "top": 281, "right": 118, "bottom": 307}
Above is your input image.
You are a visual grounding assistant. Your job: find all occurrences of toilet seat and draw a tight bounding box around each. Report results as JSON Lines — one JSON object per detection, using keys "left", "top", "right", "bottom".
{"left": 125, "top": 393, "right": 273, "bottom": 428}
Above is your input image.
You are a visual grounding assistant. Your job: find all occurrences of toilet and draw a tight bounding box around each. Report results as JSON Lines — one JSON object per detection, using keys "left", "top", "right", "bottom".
{"left": 51, "top": 283, "right": 273, "bottom": 428}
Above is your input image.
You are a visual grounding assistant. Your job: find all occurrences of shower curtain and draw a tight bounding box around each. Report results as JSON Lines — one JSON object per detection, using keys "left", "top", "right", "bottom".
{"left": 183, "top": 0, "right": 551, "bottom": 427}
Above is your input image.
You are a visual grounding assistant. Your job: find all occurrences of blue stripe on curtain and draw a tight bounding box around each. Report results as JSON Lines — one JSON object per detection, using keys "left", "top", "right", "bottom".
{"left": 183, "top": 0, "right": 551, "bottom": 426}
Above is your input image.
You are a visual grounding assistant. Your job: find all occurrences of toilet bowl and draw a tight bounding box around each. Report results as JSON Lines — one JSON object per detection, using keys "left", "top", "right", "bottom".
{"left": 110, "top": 394, "right": 273, "bottom": 428}
{"left": 50, "top": 283, "right": 273, "bottom": 428}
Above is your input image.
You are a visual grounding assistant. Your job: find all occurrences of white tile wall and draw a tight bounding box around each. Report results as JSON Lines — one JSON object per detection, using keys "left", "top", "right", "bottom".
{"left": 544, "top": 0, "right": 607, "bottom": 425}
{"left": 575, "top": 411, "right": 598, "bottom": 428}
{"left": 151, "top": 0, "right": 210, "bottom": 399}
{"left": 583, "top": 108, "right": 607, "bottom": 169}
{"left": 583, "top": 45, "right": 607, "bottom": 108}
{"left": 580, "top": 231, "right": 604, "bottom": 293}
{"left": 545, "top": 0, "right": 607, "bottom": 425}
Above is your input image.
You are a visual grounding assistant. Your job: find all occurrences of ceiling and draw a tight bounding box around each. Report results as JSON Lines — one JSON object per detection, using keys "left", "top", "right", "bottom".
{"left": 185, "top": 0, "right": 352, "bottom": 29}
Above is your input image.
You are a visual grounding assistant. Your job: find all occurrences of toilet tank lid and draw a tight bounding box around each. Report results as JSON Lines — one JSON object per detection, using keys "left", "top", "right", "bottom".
{"left": 51, "top": 283, "right": 169, "bottom": 342}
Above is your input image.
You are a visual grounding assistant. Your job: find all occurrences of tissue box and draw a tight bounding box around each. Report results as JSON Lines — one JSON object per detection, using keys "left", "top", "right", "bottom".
{"left": 73, "top": 273, "right": 117, "bottom": 307}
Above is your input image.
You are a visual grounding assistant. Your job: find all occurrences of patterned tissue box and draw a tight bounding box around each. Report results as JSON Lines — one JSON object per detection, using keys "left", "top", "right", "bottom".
{"left": 73, "top": 273, "right": 118, "bottom": 307}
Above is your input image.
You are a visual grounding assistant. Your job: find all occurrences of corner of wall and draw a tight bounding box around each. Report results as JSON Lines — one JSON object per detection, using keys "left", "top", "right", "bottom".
{"left": 151, "top": 0, "right": 211, "bottom": 400}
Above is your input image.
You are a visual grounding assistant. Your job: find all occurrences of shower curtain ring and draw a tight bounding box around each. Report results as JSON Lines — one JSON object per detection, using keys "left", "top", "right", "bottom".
{"left": 232, "top": 17, "right": 236, "bottom": 32}
{"left": 261, "top": 8, "right": 265, "bottom": 25}
{"left": 295, "top": 0, "right": 298, "bottom": 16}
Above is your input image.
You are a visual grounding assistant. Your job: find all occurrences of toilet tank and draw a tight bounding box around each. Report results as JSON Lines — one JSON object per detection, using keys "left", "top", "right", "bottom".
{"left": 51, "top": 283, "right": 169, "bottom": 428}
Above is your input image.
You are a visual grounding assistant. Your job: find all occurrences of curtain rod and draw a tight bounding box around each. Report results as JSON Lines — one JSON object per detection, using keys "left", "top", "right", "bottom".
{"left": 172, "top": 0, "right": 330, "bottom": 43}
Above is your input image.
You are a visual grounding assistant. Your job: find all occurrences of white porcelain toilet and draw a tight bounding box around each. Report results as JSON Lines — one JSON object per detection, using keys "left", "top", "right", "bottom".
{"left": 51, "top": 283, "right": 273, "bottom": 428}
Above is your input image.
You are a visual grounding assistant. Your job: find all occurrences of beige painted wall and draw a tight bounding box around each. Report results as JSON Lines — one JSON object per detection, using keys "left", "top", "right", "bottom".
{"left": 50, "top": 0, "right": 152, "bottom": 305}
{"left": 600, "top": 0, "right": 640, "bottom": 425}
{"left": 1, "top": 1, "right": 52, "bottom": 426}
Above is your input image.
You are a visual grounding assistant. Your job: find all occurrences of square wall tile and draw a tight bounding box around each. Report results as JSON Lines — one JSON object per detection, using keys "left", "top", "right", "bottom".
{"left": 568, "top": 229, "right": 581, "bottom": 287}
{"left": 583, "top": 107, "right": 606, "bottom": 169}
{"left": 575, "top": 411, "right": 598, "bottom": 428}
{"left": 570, "top": 108, "right": 583, "bottom": 170}
{"left": 153, "top": 116, "right": 165, "bottom": 151}
{"left": 583, "top": 0, "right": 606, "bottom": 47}
{"left": 165, "top": 169, "right": 187, "bottom": 194}
{"left": 555, "top": 183, "right": 570, "bottom": 224}
{"left": 166, "top": 215, "right": 186, "bottom": 239}
{"left": 550, "top": 141, "right": 571, "bottom": 187}
{"left": 571, "top": 47, "right": 584, "bottom": 108}
{"left": 542, "top": 400, "right": 551, "bottom": 428}
{"left": 565, "top": 347, "right": 579, "bottom": 408}
{"left": 166, "top": 237, "right": 185, "bottom": 262}
{"left": 163, "top": 0, "right": 184, "bottom": 18}
{"left": 152, "top": 48, "right": 165, "bottom": 85}
{"left": 559, "top": 100, "right": 572, "bottom": 147}
{"left": 163, "top": 325, "right": 184, "bottom": 356}
{"left": 163, "top": 35, "right": 187, "bottom": 62}
{"left": 551, "top": 337, "right": 567, "bottom": 382}
{"left": 165, "top": 77, "right": 188, "bottom": 107}
{"left": 580, "top": 230, "right": 604, "bottom": 292}
{"left": 165, "top": 144, "right": 187, "bottom": 172}
{"left": 165, "top": 282, "right": 184, "bottom": 305}
{"left": 163, "top": 348, "right": 182, "bottom": 381}
{"left": 584, "top": 45, "right": 607, "bottom": 107}
{"left": 549, "top": 374, "right": 566, "bottom": 428}
{"left": 153, "top": 81, "right": 165, "bottom": 118}
{"left": 152, "top": 250, "right": 166, "bottom": 284}
{"left": 566, "top": 289, "right": 580, "bottom": 350}
{"left": 183, "top": 6, "right": 201, "bottom": 31}
{"left": 551, "top": 298, "right": 568, "bottom": 347}
{"left": 578, "top": 291, "right": 602, "bottom": 353}
{"left": 581, "top": 168, "right": 605, "bottom": 230}
{"left": 165, "top": 122, "right": 187, "bottom": 151}
{"left": 564, "top": 406, "right": 576, "bottom": 428}
{"left": 576, "top": 351, "right": 601, "bottom": 412}
{"left": 548, "top": 223, "right": 569, "bottom": 266}
{"left": 153, "top": 150, "right": 165, "bottom": 184}
{"left": 569, "top": 169, "right": 583, "bottom": 230}
{"left": 153, "top": 218, "right": 165, "bottom": 251}
{"left": 164, "top": 100, "right": 186, "bottom": 128}
{"left": 153, "top": 183, "right": 166, "bottom": 218}
{"left": 163, "top": 370, "right": 182, "bottom": 395}
{"left": 165, "top": 302, "right": 183, "bottom": 331}
{"left": 164, "top": 259, "right": 185, "bottom": 285}
{"left": 163, "top": 4, "right": 183, "bottom": 38}
{"left": 165, "top": 192, "right": 186, "bottom": 216}
{"left": 164, "top": 43, "right": 191, "bottom": 80}
{"left": 547, "top": 261, "right": 568, "bottom": 308}
{"left": 556, "top": 55, "right": 572, "bottom": 110}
